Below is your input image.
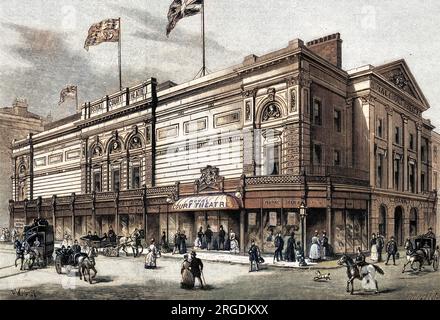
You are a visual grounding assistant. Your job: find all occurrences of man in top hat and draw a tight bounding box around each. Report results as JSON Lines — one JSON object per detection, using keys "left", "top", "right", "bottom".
{"left": 189, "top": 251, "right": 204, "bottom": 288}
{"left": 425, "top": 227, "right": 436, "bottom": 239}
{"left": 385, "top": 236, "right": 398, "bottom": 265}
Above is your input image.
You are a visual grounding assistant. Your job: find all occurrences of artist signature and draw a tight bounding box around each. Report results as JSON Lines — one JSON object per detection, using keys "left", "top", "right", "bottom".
{"left": 408, "top": 291, "right": 440, "bottom": 300}
{"left": 10, "top": 288, "right": 37, "bottom": 298}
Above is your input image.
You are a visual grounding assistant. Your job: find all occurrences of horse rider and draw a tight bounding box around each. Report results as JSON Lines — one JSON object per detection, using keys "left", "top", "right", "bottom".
{"left": 385, "top": 236, "right": 398, "bottom": 266}
{"left": 189, "top": 251, "right": 204, "bottom": 288}
{"left": 425, "top": 227, "right": 436, "bottom": 239}
{"left": 108, "top": 226, "right": 117, "bottom": 243}
{"left": 70, "top": 240, "right": 83, "bottom": 265}
{"left": 355, "top": 247, "right": 367, "bottom": 268}
{"left": 132, "top": 228, "right": 142, "bottom": 257}
{"left": 248, "top": 239, "right": 261, "bottom": 272}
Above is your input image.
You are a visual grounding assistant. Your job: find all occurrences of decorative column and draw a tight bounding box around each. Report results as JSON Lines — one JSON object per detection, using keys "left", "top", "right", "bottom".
{"left": 242, "top": 88, "right": 258, "bottom": 176}
{"left": 299, "top": 70, "right": 312, "bottom": 169}
{"left": 386, "top": 106, "right": 394, "bottom": 189}
{"left": 326, "top": 177, "right": 332, "bottom": 242}
{"left": 361, "top": 95, "right": 376, "bottom": 186}
{"left": 51, "top": 195, "right": 56, "bottom": 230}
{"left": 402, "top": 114, "right": 408, "bottom": 191}
{"left": 417, "top": 122, "right": 422, "bottom": 193}
{"left": 29, "top": 133, "right": 34, "bottom": 200}
{"left": 8, "top": 200, "right": 14, "bottom": 230}
{"left": 240, "top": 209, "right": 245, "bottom": 254}
{"left": 70, "top": 193, "right": 75, "bottom": 239}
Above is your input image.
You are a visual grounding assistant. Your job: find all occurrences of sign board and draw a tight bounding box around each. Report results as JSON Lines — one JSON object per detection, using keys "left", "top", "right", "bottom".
{"left": 269, "top": 211, "right": 277, "bottom": 226}
{"left": 248, "top": 212, "right": 257, "bottom": 226}
{"left": 172, "top": 195, "right": 239, "bottom": 211}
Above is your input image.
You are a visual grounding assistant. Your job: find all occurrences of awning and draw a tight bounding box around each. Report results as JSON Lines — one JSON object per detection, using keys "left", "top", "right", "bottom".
{"left": 171, "top": 195, "right": 240, "bottom": 211}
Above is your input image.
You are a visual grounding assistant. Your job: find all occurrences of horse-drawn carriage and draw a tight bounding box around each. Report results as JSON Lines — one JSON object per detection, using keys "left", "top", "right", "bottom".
{"left": 403, "top": 235, "right": 439, "bottom": 272}
{"left": 54, "top": 245, "right": 98, "bottom": 283}
{"left": 79, "top": 230, "right": 144, "bottom": 257}
{"left": 14, "top": 219, "right": 54, "bottom": 270}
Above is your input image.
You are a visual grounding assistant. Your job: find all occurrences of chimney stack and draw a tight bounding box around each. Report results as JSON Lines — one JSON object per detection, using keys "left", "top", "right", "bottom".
{"left": 306, "top": 33, "right": 342, "bottom": 68}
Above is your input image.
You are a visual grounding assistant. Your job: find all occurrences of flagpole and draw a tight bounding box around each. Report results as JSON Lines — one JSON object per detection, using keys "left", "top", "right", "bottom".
{"left": 75, "top": 87, "right": 79, "bottom": 113}
{"left": 201, "top": 1, "right": 206, "bottom": 77}
{"left": 118, "top": 17, "right": 122, "bottom": 91}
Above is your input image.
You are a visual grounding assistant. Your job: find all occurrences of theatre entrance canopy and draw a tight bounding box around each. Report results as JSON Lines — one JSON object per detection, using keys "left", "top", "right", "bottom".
{"left": 171, "top": 195, "right": 240, "bottom": 211}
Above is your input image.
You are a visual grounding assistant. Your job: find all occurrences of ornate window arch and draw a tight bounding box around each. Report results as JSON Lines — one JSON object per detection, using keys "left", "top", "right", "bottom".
{"left": 128, "top": 135, "right": 143, "bottom": 150}
{"left": 261, "top": 102, "right": 282, "bottom": 123}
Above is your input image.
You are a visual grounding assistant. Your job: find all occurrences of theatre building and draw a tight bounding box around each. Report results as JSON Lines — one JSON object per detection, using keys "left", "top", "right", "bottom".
{"left": 9, "top": 33, "right": 437, "bottom": 254}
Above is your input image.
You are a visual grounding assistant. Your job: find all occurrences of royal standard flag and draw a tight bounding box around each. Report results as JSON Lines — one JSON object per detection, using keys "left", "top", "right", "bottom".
{"left": 84, "top": 18, "right": 120, "bottom": 51}
{"left": 58, "top": 85, "right": 77, "bottom": 105}
{"left": 166, "top": 0, "right": 203, "bottom": 37}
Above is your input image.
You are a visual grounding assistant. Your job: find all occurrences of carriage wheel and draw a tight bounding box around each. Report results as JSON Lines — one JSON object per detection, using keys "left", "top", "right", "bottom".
{"left": 433, "top": 255, "right": 439, "bottom": 271}
{"left": 55, "top": 256, "right": 62, "bottom": 274}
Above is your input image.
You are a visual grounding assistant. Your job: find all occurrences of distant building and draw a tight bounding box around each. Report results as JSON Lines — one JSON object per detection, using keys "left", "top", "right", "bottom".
{"left": 9, "top": 33, "right": 438, "bottom": 254}
{"left": 431, "top": 131, "right": 440, "bottom": 242}
{"left": 0, "top": 98, "right": 45, "bottom": 228}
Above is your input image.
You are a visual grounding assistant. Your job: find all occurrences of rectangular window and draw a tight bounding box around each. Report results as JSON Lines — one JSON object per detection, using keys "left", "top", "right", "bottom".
{"left": 409, "top": 163, "right": 415, "bottom": 193}
{"left": 131, "top": 166, "right": 140, "bottom": 189}
{"left": 395, "top": 126, "right": 401, "bottom": 145}
{"left": 112, "top": 169, "right": 120, "bottom": 192}
{"left": 409, "top": 134, "right": 414, "bottom": 150}
{"left": 377, "top": 154, "right": 383, "bottom": 188}
{"left": 394, "top": 158, "right": 400, "bottom": 190}
{"left": 334, "top": 150, "right": 341, "bottom": 166}
{"left": 313, "top": 99, "right": 322, "bottom": 125}
{"left": 313, "top": 144, "right": 322, "bottom": 165}
{"left": 434, "top": 172, "right": 438, "bottom": 191}
{"left": 334, "top": 109, "right": 341, "bottom": 132}
{"left": 93, "top": 171, "right": 101, "bottom": 193}
{"left": 421, "top": 138, "right": 428, "bottom": 162}
{"left": 421, "top": 172, "right": 426, "bottom": 192}
{"left": 264, "top": 144, "right": 280, "bottom": 176}
{"left": 376, "top": 118, "right": 383, "bottom": 138}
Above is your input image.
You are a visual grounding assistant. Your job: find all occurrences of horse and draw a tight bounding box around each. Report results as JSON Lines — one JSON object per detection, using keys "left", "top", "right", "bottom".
{"left": 78, "top": 246, "right": 98, "bottom": 284}
{"left": 119, "top": 235, "right": 142, "bottom": 257}
{"left": 402, "top": 240, "right": 426, "bottom": 273}
{"left": 14, "top": 240, "right": 25, "bottom": 270}
{"left": 337, "top": 254, "right": 384, "bottom": 295}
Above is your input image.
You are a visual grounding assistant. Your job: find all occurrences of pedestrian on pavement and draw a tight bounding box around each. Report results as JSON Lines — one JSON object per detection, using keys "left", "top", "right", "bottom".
{"left": 309, "top": 230, "right": 321, "bottom": 262}
{"left": 197, "top": 226, "right": 204, "bottom": 249}
{"left": 377, "top": 233, "right": 384, "bottom": 262}
{"left": 285, "top": 231, "right": 296, "bottom": 262}
{"left": 160, "top": 231, "right": 168, "bottom": 252}
{"left": 385, "top": 236, "right": 398, "bottom": 265}
{"left": 370, "top": 233, "right": 378, "bottom": 262}
{"left": 173, "top": 230, "right": 181, "bottom": 255}
{"left": 180, "top": 254, "right": 194, "bottom": 289}
{"left": 295, "top": 241, "right": 307, "bottom": 266}
{"left": 218, "top": 225, "right": 226, "bottom": 250}
{"left": 205, "top": 225, "right": 213, "bottom": 250}
{"left": 273, "top": 231, "right": 284, "bottom": 263}
{"left": 248, "top": 239, "right": 262, "bottom": 272}
{"left": 180, "top": 230, "right": 187, "bottom": 254}
{"left": 320, "top": 231, "right": 331, "bottom": 260}
{"left": 189, "top": 251, "right": 204, "bottom": 288}
{"left": 145, "top": 238, "right": 160, "bottom": 269}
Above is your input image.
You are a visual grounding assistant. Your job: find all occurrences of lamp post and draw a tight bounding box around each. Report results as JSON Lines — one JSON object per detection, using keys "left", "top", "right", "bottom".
{"left": 166, "top": 197, "right": 174, "bottom": 246}
{"left": 299, "top": 201, "right": 307, "bottom": 254}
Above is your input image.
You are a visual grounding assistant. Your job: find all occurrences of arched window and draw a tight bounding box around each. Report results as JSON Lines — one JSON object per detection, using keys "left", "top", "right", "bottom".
{"left": 91, "top": 145, "right": 103, "bottom": 158}
{"left": 109, "top": 140, "right": 122, "bottom": 154}
{"left": 379, "top": 205, "right": 387, "bottom": 237}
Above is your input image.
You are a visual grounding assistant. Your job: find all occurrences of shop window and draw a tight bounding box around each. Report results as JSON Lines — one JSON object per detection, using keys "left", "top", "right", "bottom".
{"left": 264, "top": 144, "right": 280, "bottom": 175}
{"left": 131, "top": 166, "right": 140, "bottom": 189}
{"left": 93, "top": 171, "right": 101, "bottom": 192}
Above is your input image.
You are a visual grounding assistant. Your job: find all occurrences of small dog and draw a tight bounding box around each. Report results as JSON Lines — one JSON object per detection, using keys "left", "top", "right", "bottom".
{"left": 313, "top": 270, "right": 331, "bottom": 281}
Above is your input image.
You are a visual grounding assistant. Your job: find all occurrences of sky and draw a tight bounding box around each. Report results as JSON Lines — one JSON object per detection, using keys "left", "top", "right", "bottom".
{"left": 0, "top": 0, "right": 439, "bottom": 126}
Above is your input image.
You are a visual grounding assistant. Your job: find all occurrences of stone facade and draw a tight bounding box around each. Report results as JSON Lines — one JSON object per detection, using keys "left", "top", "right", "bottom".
{"left": 0, "top": 98, "right": 45, "bottom": 227}
{"left": 8, "top": 33, "right": 437, "bottom": 253}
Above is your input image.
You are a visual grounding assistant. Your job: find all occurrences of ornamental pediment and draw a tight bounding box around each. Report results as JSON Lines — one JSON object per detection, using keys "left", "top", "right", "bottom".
{"left": 373, "top": 60, "right": 429, "bottom": 109}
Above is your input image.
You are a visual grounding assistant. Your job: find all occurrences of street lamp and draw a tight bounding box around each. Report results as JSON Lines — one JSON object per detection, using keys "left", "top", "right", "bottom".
{"left": 299, "top": 201, "right": 307, "bottom": 254}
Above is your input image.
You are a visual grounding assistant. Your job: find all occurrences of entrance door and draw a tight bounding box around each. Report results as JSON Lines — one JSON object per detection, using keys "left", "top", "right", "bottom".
{"left": 394, "top": 207, "right": 404, "bottom": 246}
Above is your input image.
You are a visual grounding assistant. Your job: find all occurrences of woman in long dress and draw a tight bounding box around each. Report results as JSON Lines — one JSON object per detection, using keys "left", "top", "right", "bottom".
{"left": 370, "top": 233, "right": 378, "bottom": 262}
{"left": 145, "top": 239, "right": 159, "bottom": 269}
{"left": 180, "top": 254, "right": 195, "bottom": 289}
{"left": 309, "top": 231, "right": 321, "bottom": 262}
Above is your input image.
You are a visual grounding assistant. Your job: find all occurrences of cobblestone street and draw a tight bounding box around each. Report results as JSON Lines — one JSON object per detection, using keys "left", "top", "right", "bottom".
{"left": 0, "top": 248, "right": 439, "bottom": 300}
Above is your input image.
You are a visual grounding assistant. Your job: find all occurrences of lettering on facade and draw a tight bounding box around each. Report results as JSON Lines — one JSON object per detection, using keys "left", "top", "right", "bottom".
{"left": 172, "top": 195, "right": 237, "bottom": 211}
{"left": 263, "top": 199, "right": 281, "bottom": 207}
{"left": 372, "top": 82, "right": 421, "bottom": 116}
